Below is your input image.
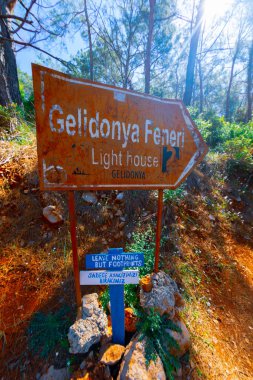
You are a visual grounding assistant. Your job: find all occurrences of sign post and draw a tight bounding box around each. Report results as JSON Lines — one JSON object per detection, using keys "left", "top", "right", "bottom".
{"left": 81, "top": 248, "right": 144, "bottom": 344}
{"left": 32, "top": 64, "right": 208, "bottom": 307}
{"left": 155, "top": 189, "right": 164, "bottom": 273}
{"left": 68, "top": 192, "right": 82, "bottom": 307}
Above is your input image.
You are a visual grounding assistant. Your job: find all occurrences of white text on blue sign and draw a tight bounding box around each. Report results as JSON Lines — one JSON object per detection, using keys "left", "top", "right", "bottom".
{"left": 86, "top": 253, "right": 144, "bottom": 269}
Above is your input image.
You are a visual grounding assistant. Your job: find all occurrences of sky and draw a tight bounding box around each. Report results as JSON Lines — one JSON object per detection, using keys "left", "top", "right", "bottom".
{"left": 15, "top": 0, "right": 236, "bottom": 76}
{"left": 15, "top": 0, "right": 85, "bottom": 75}
{"left": 17, "top": 33, "right": 84, "bottom": 75}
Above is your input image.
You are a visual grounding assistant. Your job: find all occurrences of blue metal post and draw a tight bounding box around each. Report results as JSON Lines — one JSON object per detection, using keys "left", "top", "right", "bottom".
{"left": 108, "top": 248, "right": 125, "bottom": 345}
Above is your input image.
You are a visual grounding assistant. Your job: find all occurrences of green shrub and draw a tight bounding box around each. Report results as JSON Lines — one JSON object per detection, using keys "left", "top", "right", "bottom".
{"left": 164, "top": 184, "right": 186, "bottom": 204}
{"left": 136, "top": 308, "right": 181, "bottom": 380}
{"left": 100, "top": 283, "right": 139, "bottom": 311}
{"left": 100, "top": 227, "right": 156, "bottom": 310}
{"left": 126, "top": 226, "right": 155, "bottom": 278}
{"left": 190, "top": 109, "right": 253, "bottom": 180}
{"left": 27, "top": 306, "right": 71, "bottom": 358}
{"left": 18, "top": 70, "right": 35, "bottom": 122}
{"left": 0, "top": 104, "right": 35, "bottom": 144}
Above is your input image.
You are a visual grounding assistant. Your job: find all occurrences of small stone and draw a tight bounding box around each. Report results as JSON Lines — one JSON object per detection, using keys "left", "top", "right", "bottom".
{"left": 120, "top": 216, "right": 126, "bottom": 222}
{"left": 213, "top": 337, "right": 218, "bottom": 344}
{"left": 206, "top": 301, "right": 211, "bottom": 307}
{"left": 127, "top": 232, "right": 132, "bottom": 239}
{"left": 166, "top": 319, "right": 191, "bottom": 357}
{"left": 40, "top": 366, "right": 69, "bottom": 380}
{"left": 20, "top": 239, "right": 25, "bottom": 247}
{"left": 43, "top": 231, "right": 53, "bottom": 241}
{"left": 116, "top": 192, "right": 124, "bottom": 202}
{"left": 100, "top": 344, "right": 125, "bottom": 365}
{"left": 23, "top": 189, "right": 29, "bottom": 194}
{"left": 208, "top": 214, "right": 215, "bottom": 221}
{"left": 82, "top": 293, "right": 99, "bottom": 317}
{"left": 43, "top": 205, "right": 63, "bottom": 224}
{"left": 174, "top": 292, "right": 185, "bottom": 309}
{"left": 125, "top": 308, "right": 137, "bottom": 333}
{"left": 140, "top": 275, "right": 153, "bottom": 293}
{"left": 80, "top": 351, "right": 94, "bottom": 370}
{"left": 82, "top": 192, "right": 98, "bottom": 204}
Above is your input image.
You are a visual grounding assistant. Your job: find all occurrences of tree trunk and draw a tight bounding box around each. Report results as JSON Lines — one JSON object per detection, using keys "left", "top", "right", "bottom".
{"left": 198, "top": 59, "right": 203, "bottom": 113}
{"left": 183, "top": 0, "right": 205, "bottom": 106}
{"left": 246, "top": 40, "right": 253, "bottom": 122}
{"left": 225, "top": 56, "right": 236, "bottom": 121}
{"left": 84, "top": 0, "right": 93, "bottom": 81}
{"left": 225, "top": 38, "right": 240, "bottom": 121}
{"left": 144, "top": 0, "right": 156, "bottom": 94}
{"left": 0, "top": 0, "right": 22, "bottom": 106}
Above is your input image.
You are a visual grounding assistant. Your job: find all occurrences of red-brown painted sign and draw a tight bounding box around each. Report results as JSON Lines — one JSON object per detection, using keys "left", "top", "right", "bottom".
{"left": 32, "top": 64, "right": 208, "bottom": 190}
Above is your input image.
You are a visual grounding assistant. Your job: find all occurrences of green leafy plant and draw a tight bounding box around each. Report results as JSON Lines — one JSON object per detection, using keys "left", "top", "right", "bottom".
{"left": 100, "top": 227, "right": 156, "bottom": 310}
{"left": 27, "top": 306, "right": 71, "bottom": 358}
{"left": 164, "top": 184, "right": 186, "bottom": 204}
{"left": 0, "top": 104, "right": 35, "bottom": 144}
{"left": 136, "top": 308, "right": 181, "bottom": 380}
{"left": 127, "top": 227, "right": 155, "bottom": 277}
{"left": 100, "top": 287, "right": 110, "bottom": 311}
{"left": 100, "top": 283, "right": 139, "bottom": 311}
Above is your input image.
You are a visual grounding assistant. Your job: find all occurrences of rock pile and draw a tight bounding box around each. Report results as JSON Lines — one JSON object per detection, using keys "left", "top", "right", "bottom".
{"left": 67, "top": 273, "right": 190, "bottom": 379}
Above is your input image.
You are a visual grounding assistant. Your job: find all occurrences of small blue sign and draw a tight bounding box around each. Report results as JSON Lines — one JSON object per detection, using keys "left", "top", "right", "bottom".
{"left": 86, "top": 252, "right": 144, "bottom": 269}
{"left": 83, "top": 247, "right": 144, "bottom": 345}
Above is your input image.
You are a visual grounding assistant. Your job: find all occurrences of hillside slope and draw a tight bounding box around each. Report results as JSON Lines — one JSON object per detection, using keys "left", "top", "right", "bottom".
{"left": 0, "top": 137, "right": 252, "bottom": 379}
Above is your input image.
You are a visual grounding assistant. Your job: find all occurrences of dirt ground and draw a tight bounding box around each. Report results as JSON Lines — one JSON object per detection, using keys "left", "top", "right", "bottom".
{"left": 0, "top": 141, "right": 252, "bottom": 379}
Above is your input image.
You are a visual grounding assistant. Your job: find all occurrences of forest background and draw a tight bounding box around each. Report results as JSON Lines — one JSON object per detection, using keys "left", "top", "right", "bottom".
{"left": 0, "top": 0, "right": 252, "bottom": 123}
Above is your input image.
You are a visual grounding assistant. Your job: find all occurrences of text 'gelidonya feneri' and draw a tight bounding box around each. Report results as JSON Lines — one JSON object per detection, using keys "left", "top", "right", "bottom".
{"left": 49, "top": 105, "right": 185, "bottom": 149}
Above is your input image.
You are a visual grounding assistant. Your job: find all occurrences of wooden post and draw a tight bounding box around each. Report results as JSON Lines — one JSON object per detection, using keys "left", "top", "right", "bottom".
{"left": 154, "top": 189, "right": 163, "bottom": 273}
{"left": 68, "top": 191, "right": 82, "bottom": 307}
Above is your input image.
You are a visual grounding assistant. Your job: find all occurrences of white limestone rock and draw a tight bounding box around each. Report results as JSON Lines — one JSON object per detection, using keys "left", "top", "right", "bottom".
{"left": 43, "top": 205, "right": 63, "bottom": 224}
{"left": 68, "top": 293, "right": 108, "bottom": 354}
{"left": 117, "top": 335, "right": 166, "bottom": 380}
{"left": 140, "top": 271, "right": 179, "bottom": 317}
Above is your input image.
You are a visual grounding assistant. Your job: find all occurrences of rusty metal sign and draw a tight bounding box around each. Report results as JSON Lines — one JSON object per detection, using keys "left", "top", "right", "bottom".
{"left": 32, "top": 64, "right": 208, "bottom": 190}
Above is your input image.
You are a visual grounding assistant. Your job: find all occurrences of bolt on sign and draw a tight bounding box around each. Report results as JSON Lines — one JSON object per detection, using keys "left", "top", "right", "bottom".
{"left": 32, "top": 64, "right": 208, "bottom": 191}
